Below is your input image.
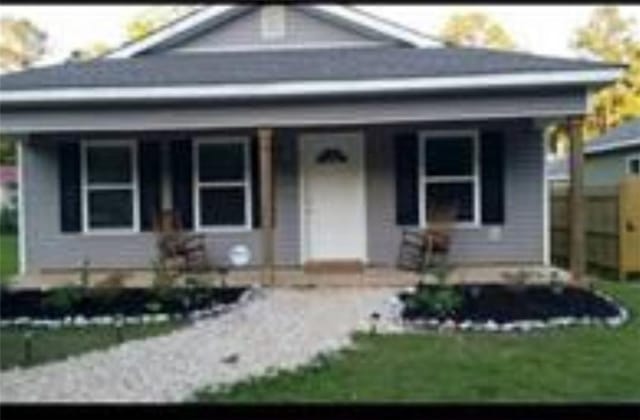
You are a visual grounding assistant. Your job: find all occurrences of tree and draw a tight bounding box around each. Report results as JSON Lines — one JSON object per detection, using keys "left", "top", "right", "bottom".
{"left": 0, "top": 16, "right": 46, "bottom": 73}
{"left": 571, "top": 6, "right": 639, "bottom": 143}
{"left": 440, "top": 12, "right": 516, "bottom": 50}
{"left": 126, "top": 6, "right": 198, "bottom": 41}
{"left": 67, "top": 42, "right": 111, "bottom": 62}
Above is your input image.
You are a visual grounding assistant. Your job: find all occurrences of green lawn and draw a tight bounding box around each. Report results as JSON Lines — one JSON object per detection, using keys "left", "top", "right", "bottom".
{"left": 0, "top": 322, "right": 183, "bottom": 370}
{"left": 196, "top": 281, "right": 640, "bottom": 402}
{"left": 0, "top": 233, "right": 18, "bottom": 282}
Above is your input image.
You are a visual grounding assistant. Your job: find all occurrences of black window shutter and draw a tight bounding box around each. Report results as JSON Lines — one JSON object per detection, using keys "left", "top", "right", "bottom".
{"left": 59, "top": 141, "right": 81, "bottom": 233}
{"left": 394, "top": 133, "right": 419, "bottom": 225}
{"left": 170, "top": 139, "right": 193, "bottom": 229}
{"left": 138, "top": 141, "right": 162, "bottom": 231}
{"left": 250, "top": 136, "right": 261, "bottom": 228}
{"left": 480, "top": 131, "right": 506, "bottom": 224}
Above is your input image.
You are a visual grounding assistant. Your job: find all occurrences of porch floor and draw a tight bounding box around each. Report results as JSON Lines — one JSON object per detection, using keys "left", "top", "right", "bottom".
{"left": 10, "top": 265, "right": 570, "bottom": 290}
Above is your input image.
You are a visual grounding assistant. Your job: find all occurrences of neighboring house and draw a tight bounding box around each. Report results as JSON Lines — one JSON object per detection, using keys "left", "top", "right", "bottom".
{"left": 547, "top": 118, "right": 640, "bottom": 188}
{"left": 0, "top": 5, "right": 623, "bottom": 275}
{"left": 0, "top": 166, "right": 18, "bottom": 210}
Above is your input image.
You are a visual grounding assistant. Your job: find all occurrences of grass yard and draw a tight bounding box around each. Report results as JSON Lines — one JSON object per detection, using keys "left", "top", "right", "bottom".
{"left": 0, "top": 322, "right": 183, "bottom": 371}
{"left": 196, "top": 280, "right": 640, "bottom": 403}
{"left": 0, "top": 234, "right": 18, "bottom": 283}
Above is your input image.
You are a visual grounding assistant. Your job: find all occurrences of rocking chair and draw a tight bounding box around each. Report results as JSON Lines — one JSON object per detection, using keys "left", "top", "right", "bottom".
{"left": 153, "top": 210, "right": 211, "bottom": 275}
{"left": 396, "top": 204, "right": 456, "bottom": 272}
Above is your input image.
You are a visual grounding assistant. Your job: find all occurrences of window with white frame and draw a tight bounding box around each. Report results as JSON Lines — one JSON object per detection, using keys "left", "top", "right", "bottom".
{"left": 194, "top": 137, "right": 251, "bottom": 230}
{"left": 627, "top": 154, "right": 640, "bottom": 176}
{"left": 82, "top": 141, "right": 138, "bottom": 232}
{"left": 419, "top": 131, "right": 480, "bottom": 226}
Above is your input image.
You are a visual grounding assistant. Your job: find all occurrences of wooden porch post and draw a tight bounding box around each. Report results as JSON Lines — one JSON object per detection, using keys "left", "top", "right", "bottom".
{"left": 258, "top": 127, "right": 275, "bottom": 285}
{"left": 567, "top": 117, "right": 586, "bottom": 286}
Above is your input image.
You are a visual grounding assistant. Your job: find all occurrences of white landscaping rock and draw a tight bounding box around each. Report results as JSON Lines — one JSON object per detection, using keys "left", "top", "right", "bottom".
{"left": 0, "top": 287, "right": 398, "bottom": 403}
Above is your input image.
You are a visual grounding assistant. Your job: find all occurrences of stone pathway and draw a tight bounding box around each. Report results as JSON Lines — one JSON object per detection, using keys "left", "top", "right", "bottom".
{"left": 0, "top": 287, "right": 399, "bottom": 403}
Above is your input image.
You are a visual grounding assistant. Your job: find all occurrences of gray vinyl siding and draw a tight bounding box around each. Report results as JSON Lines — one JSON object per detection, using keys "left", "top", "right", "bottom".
{"left": 22, "top": 136, "right": 299, "bottom": 271}
{"left": 583, "top": 146, "right": 640, "bottom": 187}
{"left": 23, "top": 119, "right": 544, "bottom": 271}
{"left": 1, "top": 88, "right": 586, "bottom": 135}
{"left": 366, "top": 120, "right": 545, "bottom": 265}
{"left": 146, "top": 6, "right": 396, "bottom": 55}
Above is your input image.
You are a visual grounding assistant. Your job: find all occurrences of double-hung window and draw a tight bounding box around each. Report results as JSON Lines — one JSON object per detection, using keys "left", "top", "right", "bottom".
{"left": 194, "top": 137, "right": 251, "bottom": 231}
{"left": 419, "top": 131, "right": 480, "bottom": 227}
{"left": 82, "top": 141, "right": 138, "bottom": 233}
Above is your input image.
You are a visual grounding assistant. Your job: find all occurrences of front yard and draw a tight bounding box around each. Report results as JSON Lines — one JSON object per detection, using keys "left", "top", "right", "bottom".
{"left": 196, "top": 280, "right": 640, "bottom": 402}
{"left": 0, "top": 322, "right": 182, "bottom": 371}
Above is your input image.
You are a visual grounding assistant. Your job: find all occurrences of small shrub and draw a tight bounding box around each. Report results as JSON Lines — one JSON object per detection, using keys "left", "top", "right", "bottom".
{"left": 405, "top": 286, "right": 463, "bottom": 318}
{"left": 42, "top": 284, "right": 84, "bottom": 316}
{"left": 0, "top": 206, "right": 17, "bottom": 234}
{"left": 150, "top": 258, "right": 178, "bottom": 300}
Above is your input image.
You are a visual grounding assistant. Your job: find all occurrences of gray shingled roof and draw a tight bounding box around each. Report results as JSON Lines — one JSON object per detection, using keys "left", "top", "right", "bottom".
{"left": 585, "top": 118, "right": 640, "bottom": 155}
{"left": 0, "top": 46, "right": 619, "bottom": 91}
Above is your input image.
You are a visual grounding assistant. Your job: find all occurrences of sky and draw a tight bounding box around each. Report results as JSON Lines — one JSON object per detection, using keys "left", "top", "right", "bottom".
{"left": 1, "top": 4, "right": 640, "bottom": 66}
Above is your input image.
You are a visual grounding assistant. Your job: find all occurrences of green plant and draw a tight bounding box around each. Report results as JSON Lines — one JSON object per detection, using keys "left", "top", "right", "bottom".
{"left": 150, "top": 258, "right": 178, "bottom": 300}
{"left": 0, "top": 207, "right": 17, "bottom": 235}
{"left": 406, "top": 286, "right": 463, "bottom": 318}
{"left": 79, "top": 257, "right": 91, "bottom": 288}
{"left": 42, "top": 284, "right": 84, "bottom": 315}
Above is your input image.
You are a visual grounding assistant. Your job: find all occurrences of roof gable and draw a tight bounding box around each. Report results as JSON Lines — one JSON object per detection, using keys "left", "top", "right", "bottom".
{"left": 108, "top": 5, "right": 441, "bottom": 58}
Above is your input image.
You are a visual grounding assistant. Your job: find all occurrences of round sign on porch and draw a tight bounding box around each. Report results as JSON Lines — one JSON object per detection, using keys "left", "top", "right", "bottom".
{"left": 228, "top": 245, "right": 251, "bottom": 267}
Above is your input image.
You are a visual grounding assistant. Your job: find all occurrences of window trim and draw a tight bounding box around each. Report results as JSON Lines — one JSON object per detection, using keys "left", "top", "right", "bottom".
{"left": 193, "top": 136, "right": 253, "bottom": 232}
{"left": 81, "top": 140, "right": 139, "bottom": 235}
{"left": 626, "top": 153, "right": 640, "bottom": 176}
{"left": 418, "top": 129, "right": 481, "bottom": 229}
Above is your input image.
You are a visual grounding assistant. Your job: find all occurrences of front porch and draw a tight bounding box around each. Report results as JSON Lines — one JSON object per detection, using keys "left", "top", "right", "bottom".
{"left": 19, "top": 117, "right": 550, "bottom": 277}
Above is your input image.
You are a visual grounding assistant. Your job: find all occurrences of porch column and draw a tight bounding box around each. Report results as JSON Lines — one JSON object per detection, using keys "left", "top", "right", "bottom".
{"left": 567, "top": 117, "right": 586, "bottom": 286}
{"left": 258, "top": 127, "right": 275, "bottom": 285}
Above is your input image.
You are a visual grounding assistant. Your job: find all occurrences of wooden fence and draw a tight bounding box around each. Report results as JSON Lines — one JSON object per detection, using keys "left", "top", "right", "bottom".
{"left": 551, "top": 177, "right": 640, "bottom": 280}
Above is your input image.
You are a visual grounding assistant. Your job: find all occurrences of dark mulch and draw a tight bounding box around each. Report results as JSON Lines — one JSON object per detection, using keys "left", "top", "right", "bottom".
{"left": 0, "top": 287, "right": 246, "bottom": 320}
{"left": 399, "top": 283, "right": 623, "bottom": 323}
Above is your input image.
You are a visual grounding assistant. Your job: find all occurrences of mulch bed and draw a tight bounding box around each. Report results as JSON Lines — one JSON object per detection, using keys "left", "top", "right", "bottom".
{"left": 399, "top": 283, "right": 626, "bottom": 326}
{"left": 0, "top": 287, "right": 247, "bottom": 320}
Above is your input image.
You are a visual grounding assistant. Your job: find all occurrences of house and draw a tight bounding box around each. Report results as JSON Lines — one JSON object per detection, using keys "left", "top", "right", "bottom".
{"left": 547, "top": 118, "right": 640, "bottom": 188}
{"left": 0, "top": 5, "right": 623, "bottom": 280}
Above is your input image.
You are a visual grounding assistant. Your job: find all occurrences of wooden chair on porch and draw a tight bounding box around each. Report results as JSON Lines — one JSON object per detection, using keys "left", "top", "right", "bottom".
{"left": 153, "top": 210, "right": 211, "bottom": 275}
{"left": 396, "top": 204, "right": 456, "bottom": 272}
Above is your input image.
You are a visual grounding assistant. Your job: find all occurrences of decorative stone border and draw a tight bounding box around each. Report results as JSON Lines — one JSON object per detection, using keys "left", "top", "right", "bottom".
{"left": 389, "top": 287, "right": 630, "bottom": 333}
{"left": 0, "top": 285, "right": 260, "bottom": 330}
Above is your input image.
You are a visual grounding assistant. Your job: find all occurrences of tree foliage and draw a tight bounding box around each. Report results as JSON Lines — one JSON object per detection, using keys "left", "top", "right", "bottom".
{"left": 68, "top": 42, "right": 111, "bottom": 62}
{"left": 440, "top": 12, "right": 516, "bottom": 50}
{"left": 572, "top": 6, "right": 640, "bottom": 140}
{"left": 0, "top": 16, "right": 46, "bottom": 73}
{"left": 125, "top": 6, "right": 198, "bottom": 41}
{"left": 550, "top": 7, "right": 639, "bottom": 154}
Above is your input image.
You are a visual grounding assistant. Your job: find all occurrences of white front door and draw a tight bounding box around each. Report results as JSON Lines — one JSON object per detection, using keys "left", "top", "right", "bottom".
{"left": 300, "top": 131, "right": 366, "bottom": 263}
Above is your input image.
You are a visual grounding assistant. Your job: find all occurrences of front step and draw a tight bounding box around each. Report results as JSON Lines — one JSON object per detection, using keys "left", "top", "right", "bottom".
{"left": 303, "top": 260, "right": 365, "bottom": 274}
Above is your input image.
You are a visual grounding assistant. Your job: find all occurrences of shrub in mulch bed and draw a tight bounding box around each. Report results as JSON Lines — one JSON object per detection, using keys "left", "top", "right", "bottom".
{"left": 0, "top": 286, "right": 248, "bottom": 327}
{"left": 398, "top": 283, "right": 629, "bottom": 332}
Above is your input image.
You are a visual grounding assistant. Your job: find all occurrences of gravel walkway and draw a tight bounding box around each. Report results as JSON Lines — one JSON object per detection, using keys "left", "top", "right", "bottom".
{"left": 0, "top": 287, "right": 399, "bottom": 403}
